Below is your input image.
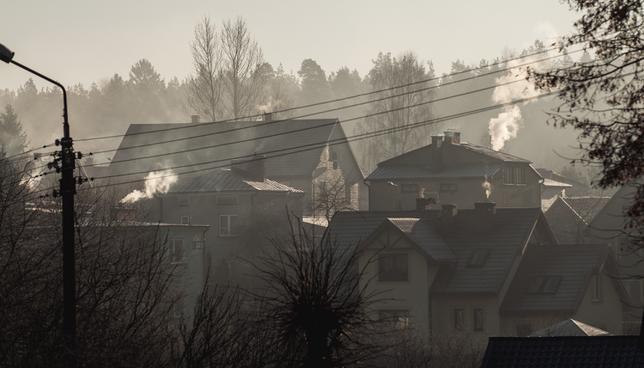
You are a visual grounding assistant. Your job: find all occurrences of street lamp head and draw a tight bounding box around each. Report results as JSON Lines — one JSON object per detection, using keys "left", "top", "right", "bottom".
{"left": 0, "top": 43, "right": 15, "bottom": 63}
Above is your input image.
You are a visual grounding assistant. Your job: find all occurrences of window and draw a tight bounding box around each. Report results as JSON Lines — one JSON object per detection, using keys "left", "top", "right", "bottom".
{"left": 219, "top": 215, "right": 238, "bottom": 237}
{"left": 467, "top": 250, "right": 490, "bottom": 268}
{"left": 454, "top": 309, "right": 465, "bottom": 330}
{"left": 178, "top": 197, "right": 189, "bottom": 207}
{"left": 379, "top": 310, "right": 410, "bottom": 329}
{"left": 170, "top": 239, "right": 184, "bottom": 263}
{"left": 378, "top": 253, "right": 408, "bottom": 281}
{"left": 401, "top": 183, "right": 419, "bottom": 194}
{"left": 529, "top": 275, "right": 562, "bottom": 294}
{"left": 216, "top": 195, "right": 238, "bottom": 206}
{"left": 440, "top": 183, "right": 458, "bottom": 192}
{"left": 180, "top": 216, "right": 191, "bottom": 225}
{"left": 503, "top": 166, "right": 527, "bottom": 185}
{"left": 591, "top": 273, "right": 602, "bottom": 302}
{"left": 473, "top": 308, "right": 484, "bottom": 331}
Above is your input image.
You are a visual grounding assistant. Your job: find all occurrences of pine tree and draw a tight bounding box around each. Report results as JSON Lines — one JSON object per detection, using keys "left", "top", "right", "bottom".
{"left": 0, "top": 105, "right": 27, "bottom": 156}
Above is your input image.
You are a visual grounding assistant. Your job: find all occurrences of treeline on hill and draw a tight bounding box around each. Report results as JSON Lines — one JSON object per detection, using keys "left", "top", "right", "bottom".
{"left": 0, "top": 17, "right": 586, "bottom": 176}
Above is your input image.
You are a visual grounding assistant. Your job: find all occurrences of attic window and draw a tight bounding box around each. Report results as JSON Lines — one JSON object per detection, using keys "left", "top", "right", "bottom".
{"left": 467, "top": 250, "right": 490, "bottom": 268}
{"left": 503, "top": 166, "right": 527, "bottom": 185}
{"left": 529, "top": 275, "right": 562, "bottom": 294}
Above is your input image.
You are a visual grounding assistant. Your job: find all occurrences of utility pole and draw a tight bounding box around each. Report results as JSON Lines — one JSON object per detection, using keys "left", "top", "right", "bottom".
{"left": 0, "top": 42, "right": 79, "bottom": 368}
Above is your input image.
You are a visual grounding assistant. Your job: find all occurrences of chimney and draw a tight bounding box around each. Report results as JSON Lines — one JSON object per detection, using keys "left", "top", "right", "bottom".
{"left": 231, "top": 155, "right": 266, "bottom": 181}
{"left": 443, "top": 131, "right": 460, "bottom": 145}
{"left": 416, "top": 198, "right": 432, "bottom": 211}
{"left": 263, "top": 112, "right": 273, "bottom": 122}
{"left": 191, "top": 115, "right": 200, "bottom": 124}
{"left": 441, "top": 203, "right": 457, "bottom": 218}
{"left": 474, "top": 201, "right": 496, "bottom": 215}
{"left": 431, "top": 135, "right": 443, "bottom": 150}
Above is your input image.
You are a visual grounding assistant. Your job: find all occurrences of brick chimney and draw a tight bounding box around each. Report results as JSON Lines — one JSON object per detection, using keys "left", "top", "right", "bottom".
{"left": 474, "top": 201, "right": 496, "bottom": 215}
{"left": 431, "top": 135, "right": 443, "bottom": 150}
{"left": 191, "top": 114, "right": 200, "bottom": 124}
{"left": 441, "top": 203, "right": 457, "bottom": 218}
{"left": 443, "top": 131, "right": 461, "bottom": 145}
{"left": 263, "top": 112, "right": 273, "bottom": 122}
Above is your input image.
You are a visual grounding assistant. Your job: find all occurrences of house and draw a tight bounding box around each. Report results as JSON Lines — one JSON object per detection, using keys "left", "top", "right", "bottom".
{"left": 584, "top": 184, "right": 643, "bottom": 335}
{"left": 480, "top": 335, "right": 644, "bottom": 367}
{"left": 108, "top": 117, "right": 366, "bottom": 214}
{"left": 365, "top": 131, "right": 542, "bottom": 211}
{"left": 325, "top": 202, "right": 624, "bottom": 346}
{"left": 148, "top": 160, "right": 305, "bottom": 286}
{"left": 545, "top": 196, "right": 612, "bottom": 244}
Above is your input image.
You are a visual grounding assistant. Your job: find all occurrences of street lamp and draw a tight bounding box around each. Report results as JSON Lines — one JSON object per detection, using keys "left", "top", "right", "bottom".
{"left": 0, "top": 42, "right": 77, "bottom": 367}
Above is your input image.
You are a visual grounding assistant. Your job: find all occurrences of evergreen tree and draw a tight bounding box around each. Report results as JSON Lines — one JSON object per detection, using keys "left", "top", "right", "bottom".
{"left": 0, "top": 105, "right": 27, "bottom": 156}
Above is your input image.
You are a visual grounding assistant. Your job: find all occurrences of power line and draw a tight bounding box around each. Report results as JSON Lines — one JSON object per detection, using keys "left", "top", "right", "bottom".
{"left": 27, "top": 65, "right": 632, "bottom": 200}
{"left": 82, "top": 75, "right": 530, "bottom": 169}
{"left": 74, "top": 45, "right": 574, "bottom": 144}
{"left": 74, "top": 92, "right": 558, "bottom": 193}
{"left": 75, "top": 49, "right": 582, "bottom": 162}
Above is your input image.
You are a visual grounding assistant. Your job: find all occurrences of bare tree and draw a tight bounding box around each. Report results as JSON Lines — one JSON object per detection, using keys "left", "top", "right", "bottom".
{"left": 189, "top": 17, "right": 224, "bottom": 122}
{"left": 359, "top": 52, "right": 435, "bottom": 171}
{"left": 221, "top": 17, "right": 266, "bottom": 119}
{"left": 251, "top": 217, "right": 382, "bottom": 368}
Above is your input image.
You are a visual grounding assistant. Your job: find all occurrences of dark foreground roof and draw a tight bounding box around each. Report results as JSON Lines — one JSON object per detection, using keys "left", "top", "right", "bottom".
{"left": 481, "top": 336, "right": 644, "bottom": 368}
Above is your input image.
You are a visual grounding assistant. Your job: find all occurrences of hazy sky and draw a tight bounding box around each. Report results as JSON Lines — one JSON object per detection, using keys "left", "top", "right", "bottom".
{"left": 0, "top": 0, "right": 578, "bottom": 90}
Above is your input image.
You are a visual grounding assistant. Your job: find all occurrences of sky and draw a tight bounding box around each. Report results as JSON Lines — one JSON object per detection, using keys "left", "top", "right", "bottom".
{"left": 0, "top": 0, "right": 579, "bottom": 90}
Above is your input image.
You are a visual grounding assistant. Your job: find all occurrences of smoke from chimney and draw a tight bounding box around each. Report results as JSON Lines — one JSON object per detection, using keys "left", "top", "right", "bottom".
{"left": 120, "top": 170, "right": 178, "bottom": 204}
{"left": 482, "top": 178, "right": 492, "bottom": 200}
{"left": 488, "top": 54, "right": 548, "bottom": 151}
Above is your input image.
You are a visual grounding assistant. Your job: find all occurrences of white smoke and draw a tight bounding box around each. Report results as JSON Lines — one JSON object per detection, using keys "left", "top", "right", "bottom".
{"left": 120, "top": 170, "right": 177, "bottom": 204}
{"left": 488, "top": 55, "right": 546, "bottom": 151}
{"left": 482, "top": 178, "right": 492, "bottom": 200}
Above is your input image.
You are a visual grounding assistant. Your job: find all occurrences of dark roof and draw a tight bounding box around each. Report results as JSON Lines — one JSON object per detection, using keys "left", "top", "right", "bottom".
{"left": 501, "top": 244, "right": 607, "bottom": 313}
{"left": 367, "top": 141, "right": 530, "bottom": 181}
{"left": 481, "top": 336, "right": 644, "bottom": 368}
{"left": 167, "top": 169, "right": 303, "bottom": 193}
{"left": 109, "top": 119, "right": 363, "bottom": 182}
{"left": 327, "top": 207, "right": 542, "bottom": 294}
{"left": 536, "top": 168, "right": 593, "bottom": 196}
{"left": 367, "top": 164, "right": 500, "bottom": 181}
{"left": 565, "top": 196, "right": 611, "bottom": 224}
{"left": 544, "top": 197, "right": 587, "bottom": 244}
{"left": 379, "top": 217, "right": 454, "bottom": 261}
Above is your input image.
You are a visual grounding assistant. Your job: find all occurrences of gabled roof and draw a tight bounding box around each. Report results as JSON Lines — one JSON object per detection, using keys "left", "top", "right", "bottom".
{"left": 109, "top": 119, "right": 362, "bottom": 181}
{"left": 530, "top": 319, "right": 610, "bottom": 337}
{"left": 366, "top": 141, "right": 530, "bottom": 181}
{"left": 327, "top": 207, "right": 542, "bottom": 294}
{"left": 168, "top": 169, "right": 303, "bottom": 193}
{"left": 367, "top": 164, "right": 500, "bottom": 181}
{"left": 565, "top": 196, "right": 612, "bottom": 224}
{"left": 377, "top": 217, "right": 454, "bottom": 261}
{"left": 481, "top": 336, "right": 644, "bottom": 368}
{"left": 536, "top": 168, "right": 594, "bottom": 196}
{"left": 501, "top": 244, "right": 608, "bottom": 313}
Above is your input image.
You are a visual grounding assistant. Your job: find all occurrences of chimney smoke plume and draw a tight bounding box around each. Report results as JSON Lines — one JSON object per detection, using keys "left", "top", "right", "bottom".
{"left": 120, "top": 170, "right": 177, "bottom": 204}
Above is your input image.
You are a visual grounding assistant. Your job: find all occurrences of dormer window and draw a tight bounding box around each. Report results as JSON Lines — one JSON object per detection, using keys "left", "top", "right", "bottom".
{"left": 529, "top": 275, "right": 562, "bottom": 294}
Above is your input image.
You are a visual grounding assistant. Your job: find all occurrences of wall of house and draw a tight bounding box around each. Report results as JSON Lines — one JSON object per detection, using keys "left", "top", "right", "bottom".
{"left": 360, "top": 229, "right": 437, "bottom": 341}
{"left": 159, "top": 225, "right": 208, "bottom": 319}
{"left": 431, "top": 295, "right": 501, "bottom": 347}
{"left": 157, "top": 191, "right": 302, "bottom": 286}
{"left": 500, "top": 312, "right": 569, "bottom": 336}
{"left": 368, "top": 168, "right": 541, "bottom": 211}
{"left": 573, "top": 272, "right": 624, "bottom": 334}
